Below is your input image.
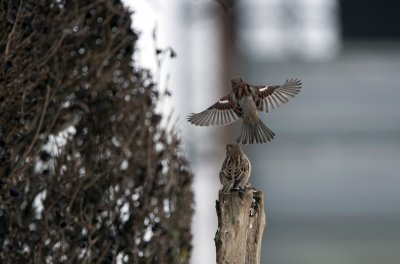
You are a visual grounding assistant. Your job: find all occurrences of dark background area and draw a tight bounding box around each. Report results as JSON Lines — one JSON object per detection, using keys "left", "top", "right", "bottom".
{"left": 340, "top": 0, "right": 400, "bottom": 39}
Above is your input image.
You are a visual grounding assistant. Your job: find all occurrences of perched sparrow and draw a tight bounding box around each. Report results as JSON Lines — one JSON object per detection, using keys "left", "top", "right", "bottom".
{"left": 219, "top": 143, "right": 251, "bottom": 193}
{"left": 23, "top": 102, "right": 89, "bottom": 136}
{"left": 50, "top": 102, "right": 89, "bottom": 134}
{"left": 188, "top": 77, "right": 302, "bottom": 144}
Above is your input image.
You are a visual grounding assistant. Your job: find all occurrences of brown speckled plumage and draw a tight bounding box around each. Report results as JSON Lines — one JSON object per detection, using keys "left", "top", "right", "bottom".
{"left": 219, "top": 143, "right": 251, "bottom": 193}
{"left": 188, "top": 77, "right": 302, "bottom": 144}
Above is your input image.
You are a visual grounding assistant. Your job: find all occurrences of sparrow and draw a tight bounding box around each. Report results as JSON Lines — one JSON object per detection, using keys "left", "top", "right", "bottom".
{"left": 23, "top": 102, "right": 89, "bottom": 136}
{"left": 187, "top": 77, "right": 302, "bottom": 144}
{"left": 219, "top": 143, "right": 251, "bottom": 193}
{"left": 48, "top": 102, "right": 89, "bottom": 135}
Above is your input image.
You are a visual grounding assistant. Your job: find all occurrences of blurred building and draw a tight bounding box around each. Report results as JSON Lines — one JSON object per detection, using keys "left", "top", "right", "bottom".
{"left": 127, "top": 0, "right": 400, "bottom": 263}
{"left": 236, "top": 1, "right": 400, "bottom": 264}
{"left": 237, "top": 0, "right": 340, "bottom": 61}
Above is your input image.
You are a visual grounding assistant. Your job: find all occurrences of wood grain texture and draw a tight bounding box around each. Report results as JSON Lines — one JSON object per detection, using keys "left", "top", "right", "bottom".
{"left": 215, "top": 187, "right": 266, "bottom": 264}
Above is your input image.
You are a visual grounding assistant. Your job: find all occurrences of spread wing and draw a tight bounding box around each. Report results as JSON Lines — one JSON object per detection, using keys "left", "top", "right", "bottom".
{"left": 256, "top": 78, "right": 302, "bottom": 113}
{"left": 187, "top": 95, "right": 240, "bottom": 126}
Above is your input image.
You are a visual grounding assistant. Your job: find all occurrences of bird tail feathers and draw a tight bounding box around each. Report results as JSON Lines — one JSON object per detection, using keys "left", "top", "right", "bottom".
{"left": 236, "top": 120, "right": 275, "bottom": 145}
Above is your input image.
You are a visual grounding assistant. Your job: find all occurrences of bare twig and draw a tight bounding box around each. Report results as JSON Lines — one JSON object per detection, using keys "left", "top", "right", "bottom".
{"left": 23, "top": 85, "right": 52, "bottom": 158}
{"left": 5, "top": 0, "right": 23, "bottom": 60}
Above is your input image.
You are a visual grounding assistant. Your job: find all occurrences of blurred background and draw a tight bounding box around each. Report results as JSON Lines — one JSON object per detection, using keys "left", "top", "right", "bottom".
{"left": 126, "top": 0, "right": 400, "bottom": 263}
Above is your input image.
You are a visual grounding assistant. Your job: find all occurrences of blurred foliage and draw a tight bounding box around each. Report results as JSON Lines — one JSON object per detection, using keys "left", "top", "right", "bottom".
{"left": 0, "top": 0, "right": 193, "bottom": 263}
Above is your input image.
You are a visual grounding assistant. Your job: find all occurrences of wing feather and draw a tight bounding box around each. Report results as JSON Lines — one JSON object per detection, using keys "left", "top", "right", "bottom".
{"left": 187, "top": 95, "right": 240, "bottom": 126}
{"left": 256, "top": 78, "right": 302, "bottom": 112}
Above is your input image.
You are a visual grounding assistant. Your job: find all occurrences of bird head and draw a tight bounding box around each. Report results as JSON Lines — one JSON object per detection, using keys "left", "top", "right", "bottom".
{"left": 230, "top": 76, "right": 243, "bottom": 86}
{"left": 226, "top": 143, "right": 242, "bottom": 155}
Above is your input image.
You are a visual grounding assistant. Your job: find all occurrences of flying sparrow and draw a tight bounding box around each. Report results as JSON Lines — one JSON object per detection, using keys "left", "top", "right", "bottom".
{"left": 219, "top": 143, "right": 251, "bottom": 193}
{"left": 187, "top": 77, "right": 302, "bottom": 144}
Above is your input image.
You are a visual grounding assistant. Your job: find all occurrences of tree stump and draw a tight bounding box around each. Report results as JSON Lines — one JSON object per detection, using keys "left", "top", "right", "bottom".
{"left": 215, "top": 187, "right": 266, "bottom": 264}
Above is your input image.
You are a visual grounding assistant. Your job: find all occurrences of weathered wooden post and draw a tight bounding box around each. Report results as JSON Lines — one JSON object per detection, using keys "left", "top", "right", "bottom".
{"left": 215, "top": 187, "right": 266, "bottom": 264}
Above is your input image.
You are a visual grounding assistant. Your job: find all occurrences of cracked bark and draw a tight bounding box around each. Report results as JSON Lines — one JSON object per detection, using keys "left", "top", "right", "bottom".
{"left": 215, "top": 187, "right": 266, "bottom": 264}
